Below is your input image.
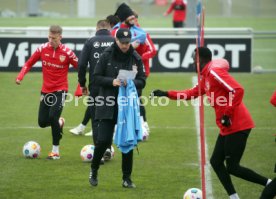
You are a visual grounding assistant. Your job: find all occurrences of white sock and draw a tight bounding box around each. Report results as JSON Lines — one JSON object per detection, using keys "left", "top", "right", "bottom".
{"left": 80, "top": 123, "right": 86, "bottom": 128}
{"left": 266, "top": 179, "right": 272, "bottom": 186}
{"left": 229, "top": 193, "right": 240, "bottom": 199}
{"left": 52, "top": 145, "right": 59, "bottom": 154}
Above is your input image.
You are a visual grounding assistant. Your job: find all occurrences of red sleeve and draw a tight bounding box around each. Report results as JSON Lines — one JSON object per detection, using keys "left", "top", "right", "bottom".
{"left": 142, "top": 34, "right": 157, "bottom": 60}
{"left": 166, "top": 2, "right": 175, "bottom": 14}
{"left": 68, "top": 50, "right": 78, "bottom": 69}
{"left": 16, "top": 48, "right": 41, "bottom": 81}
{"left": 167, "top": 81, "right": 205, "bottom": 100}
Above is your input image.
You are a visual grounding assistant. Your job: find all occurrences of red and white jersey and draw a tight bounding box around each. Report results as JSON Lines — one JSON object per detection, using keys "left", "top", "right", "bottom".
{"left": 167, "top": 58, "right": 255, "bottom": 136}
{"left": 165, "top": 0, "right": 187, "bottom": 22}
{"left": 16, "top": 42, "right": 78, "bottom": 93}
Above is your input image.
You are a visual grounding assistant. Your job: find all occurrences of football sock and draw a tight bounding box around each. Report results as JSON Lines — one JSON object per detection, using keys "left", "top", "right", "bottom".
{"left": 52, "top": 145, "right": 59, "bottom": 154}
{"left": 266, "top": 179, "right": 272, "bottom": 186}
{"left": 229, "top": 193, "right": 240, "bottom": 199}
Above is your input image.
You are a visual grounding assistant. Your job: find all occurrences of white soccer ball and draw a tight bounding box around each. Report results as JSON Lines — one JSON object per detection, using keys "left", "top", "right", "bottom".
{"left": 22, "top": 141, "right": 41, "bottom": 158}
{"left": 183, "top": 188, "right": 202, "bottom": 199}
{"left": 80, "top": 144, "right": 95, "bottom": 162}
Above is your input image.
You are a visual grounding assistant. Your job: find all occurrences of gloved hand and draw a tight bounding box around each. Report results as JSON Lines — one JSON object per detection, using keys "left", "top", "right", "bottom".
{"left": 221, "top": 115, "right": 232, "bottom": 127}
{"left": 150, "top": 89, "right": 168, "bottom": 98}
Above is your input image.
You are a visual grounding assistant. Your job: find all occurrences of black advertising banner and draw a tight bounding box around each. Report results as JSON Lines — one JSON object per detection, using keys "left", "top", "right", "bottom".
{"left": 0, "top": 37, "right": 251, "bottom": 72}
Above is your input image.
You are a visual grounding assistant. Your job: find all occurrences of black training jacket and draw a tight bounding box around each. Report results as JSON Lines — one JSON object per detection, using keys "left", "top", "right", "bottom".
{"left": 78, "top": 29, "right": 114, "bottom": 95}
{"left": 93, "top": 42, "right": 146, "bottom": 120}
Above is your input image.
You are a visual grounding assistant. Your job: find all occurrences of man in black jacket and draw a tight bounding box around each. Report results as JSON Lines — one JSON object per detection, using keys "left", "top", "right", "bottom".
{"left": 89, "top": 28, "right": 146, "bottom": 188}
{"left": 78, "top": 20, "right": 114, "bottom": 145}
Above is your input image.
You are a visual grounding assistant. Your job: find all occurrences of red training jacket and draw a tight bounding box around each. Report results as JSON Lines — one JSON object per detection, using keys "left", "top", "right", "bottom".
{"left": 270, "top": 91, "right": 276, "bottom": 107}
{"left": 140, "top": 33, "right": 157, "bottom": 77}
{"left": 165, "top": 0, "right": 187, "bottom": 22}
{"left": 16, "top": 42, "right": 78, "bottom": 93}
{"left": 167, "top": 59, "right": 255, "bottom": 136}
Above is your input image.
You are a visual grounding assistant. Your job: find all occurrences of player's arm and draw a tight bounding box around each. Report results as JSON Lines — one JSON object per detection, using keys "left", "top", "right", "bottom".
{"left": 68, "top": 49, "right": 78, "bottom": 69}
{"left": 151, "top": 80, "right": 205, "bottom": 100}
{"left": 16, "top": 48, "right": 41, "bottom": 85}
{"left": 210, "top": 69, "right": 244, "bottom": 117}
{"left": 142, "top": 34, "right": 157, "bottom": 60}
{"left": 78, "top": 40, "right": 90, "bottom": 88}
{"left": 167, "top": 83, "right": 205, "bottom": 100}
{"left": 163, "top": 2, "right": 175, "bottom": 16}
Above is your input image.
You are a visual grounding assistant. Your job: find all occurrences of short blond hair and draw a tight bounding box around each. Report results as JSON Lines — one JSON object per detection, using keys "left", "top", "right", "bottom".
{"left": 49, "top": 25, "right": 62, "bottom": 34}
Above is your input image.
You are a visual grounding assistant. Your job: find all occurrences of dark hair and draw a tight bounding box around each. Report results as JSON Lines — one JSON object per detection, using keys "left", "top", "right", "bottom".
{"left": 106, "top": 15, "right": 120, "bottom": 28}
{"left": 195, "top": 47, "right": 212, "bottom": 62}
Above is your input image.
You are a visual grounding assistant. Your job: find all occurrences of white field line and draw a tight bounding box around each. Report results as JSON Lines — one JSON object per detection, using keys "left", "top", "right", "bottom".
{"left": 192, "top": 76, "right": 214, "bottom": 199}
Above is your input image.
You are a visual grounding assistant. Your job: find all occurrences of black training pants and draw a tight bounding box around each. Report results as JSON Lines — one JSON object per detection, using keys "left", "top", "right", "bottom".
{"left": 260, "top": 177, "right": 276, "bottom": 199}
{"left": 81, "top": 106, "right": 91, "bottom": 126}
{"left": 91, "top": 119, "right": 133, "bottom": 180}
{"left": 210, "top": 129, "right": 268, "bottom": 195}
{"left": 38, "top": 91, "right": 66, "bottom": 145}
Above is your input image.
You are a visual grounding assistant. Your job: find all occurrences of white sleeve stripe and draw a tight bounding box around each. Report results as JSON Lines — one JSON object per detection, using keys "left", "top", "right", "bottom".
{"left": 210, "top": 70, "right": 235, "bottom": 92}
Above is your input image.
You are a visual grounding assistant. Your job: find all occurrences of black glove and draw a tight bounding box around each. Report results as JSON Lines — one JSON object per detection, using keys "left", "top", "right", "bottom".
{"left": 150, "top": 89, "right": 168, "bottom": 98}
{"left": 221, "top": 115, "right": 232, "bottom": 127}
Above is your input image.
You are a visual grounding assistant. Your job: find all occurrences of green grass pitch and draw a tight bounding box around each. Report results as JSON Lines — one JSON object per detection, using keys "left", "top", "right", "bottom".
{"left": 0, "top": 72, "right": 275, "bottom": 199}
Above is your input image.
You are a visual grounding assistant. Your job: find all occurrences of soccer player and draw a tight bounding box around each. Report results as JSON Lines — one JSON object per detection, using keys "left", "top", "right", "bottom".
{"left": 112, "top": 3, "right": 155, "bottom": 137}
{"left": 89, "top": 28, "right": 146, "bottom": 188}
{"left": 151, "top": 47, "right": 272, "bottom": 199}
{"left": 16, "top": 25, "right": 78, "bottom": 160}
{"left": 163, "top": 0, "right": 187, "bottom": 28}
{"left": 78, "top": 20, "right": 115, "bottom": 163}
{"left": 133, "top": 11, "right": 157, "bottom": 136}
{"left": 70, "top": 18, "right": 120, "bottom": 137}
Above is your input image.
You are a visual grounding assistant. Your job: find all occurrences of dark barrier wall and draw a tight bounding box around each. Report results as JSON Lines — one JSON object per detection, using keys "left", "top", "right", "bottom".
{"left": 0, "top": 37, "right": 251, "bottom": 72}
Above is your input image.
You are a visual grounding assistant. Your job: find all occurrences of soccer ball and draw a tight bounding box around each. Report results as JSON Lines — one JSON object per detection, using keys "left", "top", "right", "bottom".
{"left": 80, "top": 144, "right": 95, "bottom": 162}
{"left": 183, "top": 188, "right": 202, "bottom": 199}
{"left": 22, "top": 141, "right": 41, "bottom": 158}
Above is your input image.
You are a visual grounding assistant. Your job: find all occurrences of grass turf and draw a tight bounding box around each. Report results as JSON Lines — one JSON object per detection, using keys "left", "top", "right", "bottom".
{"left": 0, "top": 72, "right": 275, "bottom": 199}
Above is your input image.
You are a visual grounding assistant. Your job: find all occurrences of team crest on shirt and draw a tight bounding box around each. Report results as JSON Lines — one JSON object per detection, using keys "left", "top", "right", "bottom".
{"left": 59, "top": 55, "right": 66, "bottom": 62}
